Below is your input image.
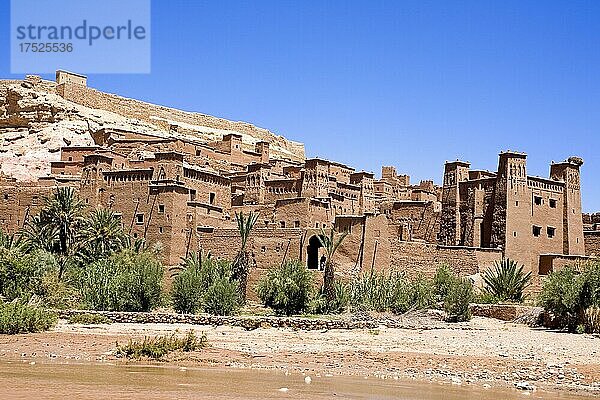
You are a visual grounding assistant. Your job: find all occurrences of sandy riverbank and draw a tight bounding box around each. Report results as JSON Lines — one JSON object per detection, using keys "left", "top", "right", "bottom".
{"left": 0, "top": 315, "right": 599, "bottom": 396}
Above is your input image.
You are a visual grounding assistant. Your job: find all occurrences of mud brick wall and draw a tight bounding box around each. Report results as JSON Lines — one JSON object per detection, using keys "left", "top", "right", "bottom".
{"left": 389, "top": 240, "right": 502, "bottom": 278}
{"left": 584, "top": 231, "right": 600, "bottom": 257}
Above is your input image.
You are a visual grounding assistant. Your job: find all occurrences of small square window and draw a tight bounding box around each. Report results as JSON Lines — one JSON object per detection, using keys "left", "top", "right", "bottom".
{"left": 158, "top": 204, "right": 165, "bottom": 213}
{"left": 533, "top": 225, "right": 541, "bottom": 237}
{"left": 547, "top": 227, "right": 556, "bottom": 238}
{"left": 534, "top": 196, "right": 542, "bottom": 206}
{"left": 549, "top": 199, "right": 557, "bottom": 208}
{"left": 136, "top": 213, "right": 144, "bottom": 224}
{"left": 294, "top": 220, "right": 300, "bottom": 228}
{"left": 280, "top": 221, "right": 286, "bottom": 228}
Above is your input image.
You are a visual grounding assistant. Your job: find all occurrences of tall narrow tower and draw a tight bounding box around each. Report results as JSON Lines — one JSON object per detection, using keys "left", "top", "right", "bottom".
{"left": 439, "top": 160, "right": 470, "bottom": 245}
{"left": 550, "top": 157, "right": 584, "bottom": 255}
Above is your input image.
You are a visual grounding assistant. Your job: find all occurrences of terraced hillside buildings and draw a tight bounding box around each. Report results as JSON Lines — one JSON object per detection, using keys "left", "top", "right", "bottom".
{"left": 0, "top": 71, "right": 592, "bottom": 291}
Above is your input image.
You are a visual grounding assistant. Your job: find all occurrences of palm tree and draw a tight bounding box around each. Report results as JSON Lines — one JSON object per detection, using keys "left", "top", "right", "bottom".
{"left": 318, "top": 227, "right": 348, "bottom": 302}
{"left": 77, "top": 208, "right": 127, "bottom": 263}
{"left": 21, "top": 215, "right": 59, "bottom": 253}
{"left": 232, "top": 211, "right": 259, "bottom": 303}
{"left": 482, "top": 258, "right": 532, "bottom": 302}
{"left": 38, "top": 187, "right": 86, "bottom": 279}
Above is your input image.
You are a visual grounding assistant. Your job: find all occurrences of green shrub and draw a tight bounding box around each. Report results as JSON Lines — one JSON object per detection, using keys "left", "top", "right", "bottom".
{"left": 433, "top": 264, "right": 456, "bottom": 302}
{"left": 309, "top": 280, "right": 349, "bottom": 314}
{"left": 350, "top": 270, "right": 435, "bottom": 314}
{"left": 171, "top": 253, "right": 239, "bottom": 315}
{"left": 482, "top": 258, "right": 531, "bottom": 303}
{"left": 350, "top": 269, "right": 401, "bottom": 312}
{"left": 203, "top": 277, "right": 240, "bottom": 316}
{"left": 116, "top": 330, "right": 207, "bottom": 360}
{"left": 257, "top": 260, "right": 313, "bottom": 316}
{"left": 475, "top": 292, "right": 501, "bottom": 304}
{"left": 410, "top": 275, "right": 435, "bottom": 310}
{"left": 538, "top": 263, "right": 600, "bottom": 332}
{"left": 39, "top": 272, "right": 81, "bottom": 309}
{"left": 0, "top": 301, "right": 57, "bottom": 334}
{"left": 68, "top": 313, "right": 112, "bottom": 324}
{"left": 77, "top": 250, "right": 164, "bottom": 312}
{"left": 0, "top": 249, "right": 57, "bottom": 302}
{"left": 444, "top": 278, "right": 474, "bottom": 322}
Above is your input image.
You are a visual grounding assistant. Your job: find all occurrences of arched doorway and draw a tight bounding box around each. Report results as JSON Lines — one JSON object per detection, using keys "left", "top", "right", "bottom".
{"left": 307, "top": 235, "right": 324, "bottom": 270}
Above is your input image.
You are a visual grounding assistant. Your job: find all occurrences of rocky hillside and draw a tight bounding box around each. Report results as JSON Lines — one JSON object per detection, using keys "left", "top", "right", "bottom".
{"left": 0, "top": 75, "right": 305, "bottom": 181}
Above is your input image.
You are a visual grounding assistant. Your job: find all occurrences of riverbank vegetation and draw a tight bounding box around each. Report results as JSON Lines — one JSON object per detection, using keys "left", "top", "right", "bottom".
{"left": 538, "top": 262, "right": 600, "bottom": 333}
{"left": 0, "top": 189, "right": 598, "bottom": 334}
{"left": 115, "top": 330, "right": 207, "bottom": 360}
{"left": 0, "top": 300, "right": 57, "bottom": 334}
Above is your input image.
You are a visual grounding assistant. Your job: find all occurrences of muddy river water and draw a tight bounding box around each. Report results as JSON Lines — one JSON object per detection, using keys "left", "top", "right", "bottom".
{"left": 0, "top": 361, "right": 592, "bottom": 399}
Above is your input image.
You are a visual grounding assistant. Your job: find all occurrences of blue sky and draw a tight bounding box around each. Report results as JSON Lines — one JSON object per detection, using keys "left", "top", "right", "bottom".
{"left": 1, "top": 1, "right": 599, "bottom": 211}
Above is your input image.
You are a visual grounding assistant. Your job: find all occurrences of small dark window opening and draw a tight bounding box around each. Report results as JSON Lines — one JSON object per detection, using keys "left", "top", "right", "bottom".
{"left": 209, "top": 192, "right": 216, "bottom": 205}
{"left": 159, "top": 227, "right": 164, "bottom": 234}
{"left": 68, "top": 156, "right": 73, "bottom": 161}
{"left": 533, "top": 225, "right": 541, "bottom": 237}
{"left": 3, "top": 194, "right": 8, "bottom": 200}
{"left": 534, "top": 196, "right": 542, "bottom": 205}
{"left": 280, "top": 221, "right": 286, "bottom": 228}
{"left": 549, "top": 199, "right": 557, "bottom": 208}
{"left": 547, "top": 227, "right": 556, "bottom": 238}
{"left": 189, "top": 189, "right": 196, "bottom": 202}
{"left": 515, "top": 201, "right": 519, "bottom": 206}
{"left": 158, "top": 204, "right": 165, "bottom": 213}
{"left": 294, "top": 220, "right": 300, "bottom": 228}
{"left": 196, "top": 149, "right": 201, "bottom": 156}
{"left": 513, "top": 231, "right": 517, "bottom": 237}
{"left": 136, "top": 213, "right": 144, "bottom": 224}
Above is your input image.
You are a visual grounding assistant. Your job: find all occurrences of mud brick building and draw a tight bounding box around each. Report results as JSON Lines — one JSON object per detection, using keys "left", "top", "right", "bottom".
{"left": 0, "top": 71, "right": 593, "bottom": 294}
{"left": 439, "top": 151, "right": 587, "bottom": 282}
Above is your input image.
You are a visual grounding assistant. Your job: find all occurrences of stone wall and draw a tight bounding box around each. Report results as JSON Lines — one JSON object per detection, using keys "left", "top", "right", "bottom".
{"left": 58, "top": 309, "right": 379, "bottom": 330}
{"left": 56, "top": 83, "right": 305, "bottom": 162}
{"left": 389, "top": 241, "right": 503, "bottom": 278}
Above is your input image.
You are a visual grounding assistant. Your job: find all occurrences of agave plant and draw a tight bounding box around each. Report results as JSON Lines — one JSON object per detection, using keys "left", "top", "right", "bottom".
{"left": 0, "top": 229, "right": 26, "bottom": 252}
{"left": 231, "top": 211, "right": 259, "bottom": 303}
{"left": 317, "top": 228, "right": 348, "bottom": 302}
{"left": 482, "top": 258, "right": 531, "bottom": 302}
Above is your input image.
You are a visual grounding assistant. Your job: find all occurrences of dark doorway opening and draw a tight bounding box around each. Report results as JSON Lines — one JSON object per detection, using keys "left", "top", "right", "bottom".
{"left": 307, "top": 235, "right": 324, "bottom": 270}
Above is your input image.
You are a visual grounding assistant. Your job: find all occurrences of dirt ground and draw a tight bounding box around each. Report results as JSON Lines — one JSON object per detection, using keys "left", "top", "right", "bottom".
{"left": 1, "top": 316, "right": 599, "bottom": 396}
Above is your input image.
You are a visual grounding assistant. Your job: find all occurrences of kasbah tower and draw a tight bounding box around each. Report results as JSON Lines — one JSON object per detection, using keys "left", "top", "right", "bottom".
{"left": 440, "top": 150, "right": 585, "bottom": 286}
